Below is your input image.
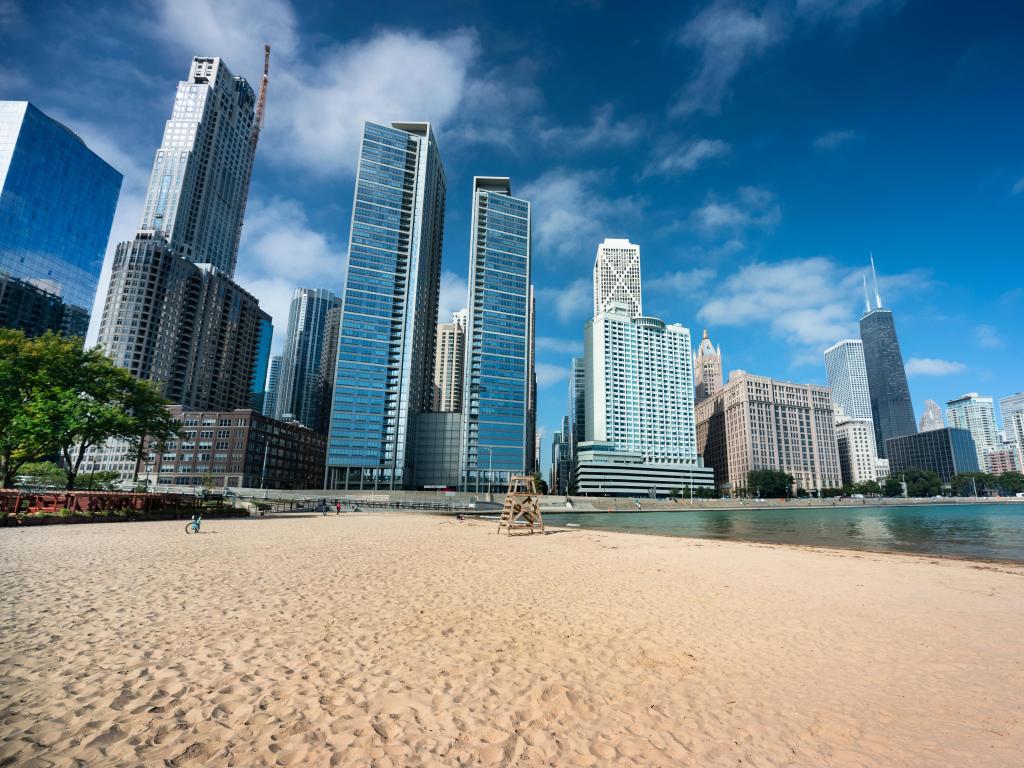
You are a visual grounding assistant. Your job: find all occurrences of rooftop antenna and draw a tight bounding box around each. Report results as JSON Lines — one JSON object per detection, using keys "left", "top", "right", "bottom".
{"left": 870, "top": 252, "right": 882, "bottom": 309}
{"left": 862, "top": 273, "right": 871, "bottom": 313}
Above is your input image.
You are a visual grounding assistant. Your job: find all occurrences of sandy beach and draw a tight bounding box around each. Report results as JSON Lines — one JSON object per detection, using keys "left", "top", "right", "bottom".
{"left": 1, "top": 514, "right": 1022, "bottom": 767}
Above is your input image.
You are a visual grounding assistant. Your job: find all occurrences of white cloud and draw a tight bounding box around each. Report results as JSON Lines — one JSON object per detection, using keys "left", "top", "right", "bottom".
{"left": 905, "top": 358, "right": 966, "bottom": 377}
{"left": 642, "top": 138, "right": 731, "bottom": 178}
{"left": 238, "top": 198, "right": 340, "bottom": 284}
{"left": 232, "top": 275, "right": 296, "bottom": 349}
{"left": 670, "top": 2, "right": 783, "bottom": 118}
{"left": 974, "top": 324, "right": 1003, "bottom": 349}
{"left": 438, "top": 271, "right": 468, "bottom": 323}
{"left": 520, "top": 169, "right": 643, "bottom": 260}
{"left": 813, "top": 129, "right": 858, "bottom": 150}
{"left": 697, "top": 256, "right": 925, "bottom": 360}
{"left": 536, "top": 104, "right": 643, "bottom": 151}
{"left": 536, "top": 362, "right": 569, "bottom": 387}
{"left": 1011, "top": 177, "right": 1024, "bottom": 195}
{"left": 693, "top": 186, "right": 780, "bottom": 235}
{"left": 154, "top": 0, "right": 299, "bottom": 82}
{"left": 796, "top": 0, "right": 895, "bottom": 23}
{"left": 536, "top": 337, "right": 584, "bottom": 355}
{"left": 648, "top": 267, "right": 717, "bottom": 297}
{"left": 538, "top": 279, "right": 591, "bottom": 323}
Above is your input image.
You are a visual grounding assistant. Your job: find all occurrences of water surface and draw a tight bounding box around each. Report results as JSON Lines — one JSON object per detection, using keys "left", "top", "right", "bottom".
{"left": 542, "top": 503, "right": 1024, "bottom": 562}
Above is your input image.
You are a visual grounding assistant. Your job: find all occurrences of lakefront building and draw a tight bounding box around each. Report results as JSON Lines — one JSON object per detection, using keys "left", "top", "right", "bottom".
{"left": 823, "top": 339, "right": 873, "bottom": 421}
{"left": 593, "top": 238, "right": 642, "bottom": 318}
{"left": 582, "top": 302, "right": 713, "bottom": 496}
{"left": 0, "top": 101, "right": 122, "bottom": 338}
{"left": 859, "top": 262, "right": 917, "bottom": 457}
{"left": 326, "top": 122, "right": 446, "bottom": 490}
{"left": 275, "top": 288, "right": 340, "bottom": 428}
{"left": 886, "top": 428, "right": 978, "bottom": 484}
{"left": 696, "top": 372, "right": 842, "bottom": 495}
{"left": 835, "top": 416, "right": 878, "bottom": 485}
{"left": 458, "top": 177, "right": 534, "bottom": 493}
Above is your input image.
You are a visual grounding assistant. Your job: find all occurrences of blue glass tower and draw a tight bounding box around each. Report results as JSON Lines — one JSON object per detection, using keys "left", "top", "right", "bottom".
{"left": 0, "top": 102, "right": 121, "bottom": 338}
{"left": 460, "top": 177, "right": 533, "bottom": 493}
{"left": 249, "top": 315, "right": 273, "bottom": 411}
{"left": 326, "top": 122, "right": 446, "bottom": 490}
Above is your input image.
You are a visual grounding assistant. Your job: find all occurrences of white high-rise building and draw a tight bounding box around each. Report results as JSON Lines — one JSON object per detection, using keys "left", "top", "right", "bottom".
{"left": 593, "top": 238, "right": 642, "bottom": 318}
{"left": 139, "top": 57, "right": 259, "bottom": 277}
{"left": 835, "top": 417, "right": 878, "bottom": 485}
{"left": 919, "top": 399, "right": 944, "bottom": 432}
{"left": 694, "top": 329, "right": 722, "bottom": 404}
{"left": 432, "top": 318, "right": 465, "bottom": 412}
{"left": 1000, "top": 393, "right": 1024, "bottom": 425}
{"left": 824, "top": 339, "right": 872, "bottom": 421}
{"left": 585, "top": 302, "right": 697, "bottom": 465}
{"left": 946, "top": 393, "right": 998, "bottom": 472}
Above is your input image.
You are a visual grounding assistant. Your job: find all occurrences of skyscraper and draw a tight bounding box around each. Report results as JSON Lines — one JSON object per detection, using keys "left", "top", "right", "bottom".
{"left": 569, "top": 356, "right": 586, "bottom": 459}
{"left": 459, "top": 177, "right": 533, "bottom": 493}
{"left": 1000, "top": 393, "right": 1024, "bottom": 424}
{"left": 823, "top": 339, "right": 872, "bottom": 420}
{"left": 919, "top": 399, "right": 944, "bottom": 432}
{"left": 275, "top": 288, "right": 340, "bottom": 428}
{"left": 859, "top": 259, "right": 916, "bottom": 457}
{"left": 694, "top": 329, "right": 723, "bottom": 405}
{"left": 0, "top": 102, "right": 121, "bottom": 338}
{"left": 97, "top": 54, "right": 269, "bottom": 412}
{"left": 139, "top": 57, "right": 259, "bottom": 276}
{"left": 314, "top": 304, "right": 342, "bottom": 434}
{"left": 263, "top": 356, "right": 281, "bottom": 418}
{"left": 593, "top": 238, "right": 642, "bottom": 317}
{"left": 97, "top": 235, "right": 269, "bottom": 410}
{"left": 835, "top": 416, "right": 878, "bottom": 485}
{"left": 946, "top": 393, "right": 998, "bottom": 472}
{"left": 432, "top": 313, "right": 466, "bottom": 412}
{"left": 326, "top": 122, "right": 446, "bottom": 490}
{"left": 585, "top": 303, "right": 697, "bottom": 465}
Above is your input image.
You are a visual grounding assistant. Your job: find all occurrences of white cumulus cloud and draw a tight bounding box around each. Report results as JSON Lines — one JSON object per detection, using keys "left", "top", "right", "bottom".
{"left": 904, "top": 358, "right": 966, "bottom": 376}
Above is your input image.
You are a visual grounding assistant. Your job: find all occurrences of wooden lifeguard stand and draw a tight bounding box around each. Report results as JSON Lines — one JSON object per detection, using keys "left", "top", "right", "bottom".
{"left": 497, "top": 475, "right": 544, "bottom": 535}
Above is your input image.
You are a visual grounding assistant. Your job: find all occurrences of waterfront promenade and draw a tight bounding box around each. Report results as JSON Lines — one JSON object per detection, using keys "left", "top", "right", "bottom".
{"left": 2, "top": 513, "right": 1022, "bottom": 766}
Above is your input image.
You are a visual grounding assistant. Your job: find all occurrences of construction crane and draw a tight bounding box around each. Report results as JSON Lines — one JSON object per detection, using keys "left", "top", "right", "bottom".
{"left": 234, "top": 44, "right": 270, "bottom": 268}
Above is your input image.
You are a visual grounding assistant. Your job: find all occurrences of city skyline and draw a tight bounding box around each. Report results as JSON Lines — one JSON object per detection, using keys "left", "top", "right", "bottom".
{"left": 2, "top": 1, "right": 1022, "bottom": 475}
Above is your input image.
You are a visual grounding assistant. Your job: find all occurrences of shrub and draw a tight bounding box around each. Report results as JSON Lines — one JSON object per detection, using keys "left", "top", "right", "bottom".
{"left": 114, "top": 508, "right": 130, "bottom": 517}
{"left": 58, "top": 507, "right": 73, "bottom": 518}
{"left": 78, "top": 509, "right": 92, "bottom": 518}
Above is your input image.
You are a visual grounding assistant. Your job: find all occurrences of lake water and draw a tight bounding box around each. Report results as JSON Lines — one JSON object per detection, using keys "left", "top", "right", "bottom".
{"left": 542, "top": 503, "right": 1024, "bottom": 562}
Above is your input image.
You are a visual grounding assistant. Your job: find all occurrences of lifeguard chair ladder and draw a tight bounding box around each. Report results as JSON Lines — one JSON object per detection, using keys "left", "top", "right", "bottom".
{"left": 497, "top": 475, "right": 544, "bottom": 535}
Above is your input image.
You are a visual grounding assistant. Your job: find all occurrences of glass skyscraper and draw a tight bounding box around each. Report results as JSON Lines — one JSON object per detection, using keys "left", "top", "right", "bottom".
{"left": 946, "top": 392, "right": 998, "bottom": 472}
{"left": 276, "top": 287, "right": 340, "bottom": 429}
{"left": 459, "top": 177, "right": 534, "bottom": 493}
{"left": 249, "top": 315, "right": 273, "bottom": 411}
{"left": 327, "top": 122, "right": 447, "bottom": 490}
{"left": 860, "top": 307, "right": 916, "bottom": 458}
{"left": 0, "top": 101, "right": 121, "bottom": 337}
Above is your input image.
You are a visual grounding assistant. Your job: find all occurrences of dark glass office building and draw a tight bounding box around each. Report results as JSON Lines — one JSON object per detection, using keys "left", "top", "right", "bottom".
{"left": 0, "top": 102, "right": 122, "bottom": 338}
{"left": 886, "top": 427, "right": 978, "bottom": 484}
{"left": 326, "top": 122, "right": 447, "bottom": 490}
{"left": 860, "top": 307, "right": 917, "bottom": 457}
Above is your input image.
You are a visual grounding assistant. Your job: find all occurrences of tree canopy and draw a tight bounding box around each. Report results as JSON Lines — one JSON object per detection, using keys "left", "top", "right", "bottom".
{"left": 0, "top": 330, "right": 179, "bottom": 489}
{"left": 746, "top": 469, "right": 794, "bottom": 498}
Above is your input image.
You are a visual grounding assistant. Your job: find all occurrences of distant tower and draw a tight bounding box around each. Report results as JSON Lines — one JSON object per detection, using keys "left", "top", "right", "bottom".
{"left": 276, "top": 288, "right": 340, "bottom": 428}
{"left": 693, "top": 329, "right": 723, "bottom": 405}
{"left": 432, "top": 316, "right": 466, "bottom": 412}
{"left": 859, "top": 257, "right": 916, "bottom": 457}
{"left": 823, "top": 339, "right": 872, "bottom": 421}
{"left": 946, "top": 393, "right": 998, "bottom": 472}
{"left": 593, "top": 238, "right": 642, "bottom": 317}
{"left": 919, "top": 400, "right": 944, "bottom": 432}
{"left": 263, "top": 356, "right": 282, "bottom": 417}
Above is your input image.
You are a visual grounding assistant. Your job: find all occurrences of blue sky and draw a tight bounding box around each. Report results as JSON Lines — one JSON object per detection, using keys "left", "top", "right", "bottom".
{"left": 2, "top": 0, "right": 1022, "bottom": 468}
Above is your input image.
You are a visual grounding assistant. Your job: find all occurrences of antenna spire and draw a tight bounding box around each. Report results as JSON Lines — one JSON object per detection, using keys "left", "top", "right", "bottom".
{"left": 870, "top": 252, "right": 882, "bottom": 308}
{"left": 862, "top": 274, "right": 871, "bottom": 313}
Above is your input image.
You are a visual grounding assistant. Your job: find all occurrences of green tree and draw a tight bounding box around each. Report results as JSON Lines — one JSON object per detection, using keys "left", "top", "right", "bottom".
{"left": 853, "top": 480, "right": 882, "bottom": 496}
{"left": 883, "top": 476, "right": 904, "bottom": 497}
{"left": 0, "top": 330, "right": 179, "bottom": 489}
{"left": 74, "top": 470, "right": 121, "bottom": 490}
{"left": 951, "top": 472, "right": 998, "bottom": 497}
{"left": 532, "top": 472, "right": 549, "bottom": 495}
{"left": 996, "top": 471, "right": 1024, "bottom": 495}
{"left": 746, "top": 469, "right": 794, "bottom": 498}
{"left": 16, "top": 461, "right": 66, "bottom": 488}
{"left": 893, "top": 468, "right": 942, "bottom": 497}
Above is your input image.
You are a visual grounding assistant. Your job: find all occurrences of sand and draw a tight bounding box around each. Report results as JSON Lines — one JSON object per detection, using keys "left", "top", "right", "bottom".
{"left": 1, "top": 514, "right": 1022, "bottom": 767}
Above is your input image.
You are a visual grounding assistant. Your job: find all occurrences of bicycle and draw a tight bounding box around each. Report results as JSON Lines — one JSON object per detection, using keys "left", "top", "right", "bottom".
{"left": 185, "top": 515, "right": 202, "bottom": 534}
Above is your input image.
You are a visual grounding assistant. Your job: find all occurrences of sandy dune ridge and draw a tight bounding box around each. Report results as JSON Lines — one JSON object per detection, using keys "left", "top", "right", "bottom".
{"left": 1, "top": 513, "right": 1022, "bottom": 766}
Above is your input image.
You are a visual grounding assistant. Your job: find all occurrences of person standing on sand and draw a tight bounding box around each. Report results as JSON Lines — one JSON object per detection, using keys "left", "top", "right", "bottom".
{"left": 336, "top": 500, "right": 342, "bottom": 515}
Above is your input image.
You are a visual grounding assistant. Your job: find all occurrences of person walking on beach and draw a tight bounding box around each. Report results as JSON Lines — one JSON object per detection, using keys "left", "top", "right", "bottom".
{"left": 336, "top": 500, "right": 342, "bottom": 515}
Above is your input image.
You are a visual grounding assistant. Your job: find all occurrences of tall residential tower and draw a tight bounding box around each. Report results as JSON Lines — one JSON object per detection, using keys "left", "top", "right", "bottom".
{"left": 459, "top": 177, "right": 534, "bottom": 493}
{"left": 275, "top": 288, "right": 340, "bottom": 429}
{"left": 326, "top": 122, "right": 446, "bottom": 490}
